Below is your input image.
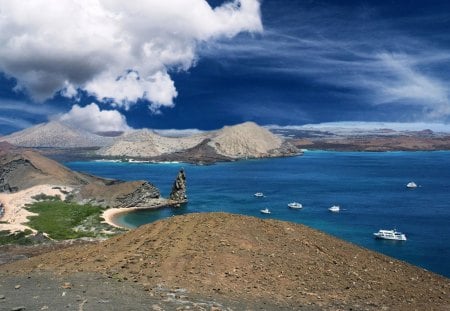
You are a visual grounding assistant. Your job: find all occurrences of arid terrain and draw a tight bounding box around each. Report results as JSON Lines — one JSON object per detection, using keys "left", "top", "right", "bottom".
{"left": 272, "top": 127, "right": 450, "bottom": 151}
{"left": 1, "top": 213, "right": 449, "bottom": 310}
{"left": 1, "top": 121, "right": 300, "bottom": 163}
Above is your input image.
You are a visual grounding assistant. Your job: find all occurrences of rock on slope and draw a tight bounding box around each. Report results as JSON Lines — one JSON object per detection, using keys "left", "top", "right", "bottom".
{"left": 0, "top": 144, "right": 162, "bottom": 208}
{"left": 1, "top": 121, "right": 113, "bottom": 148}
{"left": 4, "top": 213, "right": 449, "bottom": 310}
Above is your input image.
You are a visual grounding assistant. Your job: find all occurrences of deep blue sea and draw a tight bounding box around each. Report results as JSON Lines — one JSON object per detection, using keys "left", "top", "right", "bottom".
{"left": 66, "top": 151, "right": 450, "bottom": 278}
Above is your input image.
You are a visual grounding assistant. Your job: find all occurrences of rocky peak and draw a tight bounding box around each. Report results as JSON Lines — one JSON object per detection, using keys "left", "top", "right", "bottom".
{"left": 169, "top": 169, "right": 187, "bottom": 205}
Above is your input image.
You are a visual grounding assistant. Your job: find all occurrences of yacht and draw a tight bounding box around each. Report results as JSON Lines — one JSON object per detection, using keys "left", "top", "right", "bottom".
{"left": 328, "top": 205, "right": 340, "bottom": 212}
{"left": 406, "top": 182, "right": 417, "bottom": 188}
{"left": 373, "top": 229, "right": 407, "bottom": 241}
{"left": 254, "top": 192, "right": 264, "bottom": 197}
{"left": 260, "top": 208, "right": 271, "bottom": 214}
{"left": 288, "top": 202, "right": 302, "bottom": 209}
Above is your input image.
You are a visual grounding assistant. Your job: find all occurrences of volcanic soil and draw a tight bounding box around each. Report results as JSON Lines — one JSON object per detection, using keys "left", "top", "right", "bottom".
{"left": 1, "top": 213, "right": 449, "bottom": 310}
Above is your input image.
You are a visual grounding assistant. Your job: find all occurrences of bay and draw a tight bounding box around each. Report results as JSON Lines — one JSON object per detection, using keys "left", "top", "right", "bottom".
{"left": 66, "top": 151, "right": 450, "bottom": 278}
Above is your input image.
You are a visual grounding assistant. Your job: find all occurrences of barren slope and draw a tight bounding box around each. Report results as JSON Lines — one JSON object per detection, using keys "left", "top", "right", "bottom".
{"left": 3, "top": 213, "right": 449, "bottom": 310}
{"left": 0, "top": 146, "right": 161, "bottom": 208}
{"left": 97, "top": 129, "right": 207, "bottom": 158}
{"left": 209, "top": 121, "right": 285, "bottom": 158}
{"left": 1, "top": 121, "right": 112, "bottom": 148}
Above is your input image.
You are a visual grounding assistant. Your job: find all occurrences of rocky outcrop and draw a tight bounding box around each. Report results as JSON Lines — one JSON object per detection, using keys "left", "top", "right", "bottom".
{"left": 169, "top": 169, "right": 187, "bottom": 205}
{"left": 0, "top": 146, "right": 165, "bottom": 209}
{"left": 75, "top": 180, "right": 161, "bottom": 208}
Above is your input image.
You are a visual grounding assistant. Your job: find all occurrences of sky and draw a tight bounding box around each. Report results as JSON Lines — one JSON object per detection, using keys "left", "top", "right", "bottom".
{"left": 1, "top": 0, "right": 450, "bottom": 134}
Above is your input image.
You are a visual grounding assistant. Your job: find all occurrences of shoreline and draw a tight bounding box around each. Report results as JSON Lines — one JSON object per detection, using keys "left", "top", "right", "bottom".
{"left": 101, "top": 199, "right": 182, "bottom": 229}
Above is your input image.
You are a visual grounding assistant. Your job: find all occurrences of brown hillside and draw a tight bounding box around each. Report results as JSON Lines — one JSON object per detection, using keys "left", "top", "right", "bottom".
{"left": 3, "top": 213, "right": 449, "bottom": 310}
{"left": 0, "top": 147, "right": 161, "bottom": 207}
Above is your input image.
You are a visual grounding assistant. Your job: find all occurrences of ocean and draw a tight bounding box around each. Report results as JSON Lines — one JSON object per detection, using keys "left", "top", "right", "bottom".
{"left": 66, "top": 151, "right": 450, "bottom": 278}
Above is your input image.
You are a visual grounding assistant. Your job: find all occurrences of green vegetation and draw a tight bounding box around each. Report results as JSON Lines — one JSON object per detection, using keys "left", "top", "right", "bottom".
{"left": 0, "top": 229, "right": 34, "bottom": 245}
{"left": 26, "top": 201, "right": 105, "bottom": 240}
{"left": 32, "top": 193, "right": 61, "bottom": 202}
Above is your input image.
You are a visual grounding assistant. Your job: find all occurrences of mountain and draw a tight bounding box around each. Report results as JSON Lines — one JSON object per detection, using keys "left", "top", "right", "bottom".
{"left": 0, "top": 145, "right": 178, "bottom": 208}
{"left": 2, "top": 213, "right": 449, "bottom": 310}
{"left": 97, "top": 129, "right": 206, "bottom": 158}
{"left": 98, "top": 122, "right": 299, "bottom": 162}
{"left": 208, "top": 121, "right": 296, "bottom": 158}
{"left": 0, "top": 121, "right": 113, "bottom": 148}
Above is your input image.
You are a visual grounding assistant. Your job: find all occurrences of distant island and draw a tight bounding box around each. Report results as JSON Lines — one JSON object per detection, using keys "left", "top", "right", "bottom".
{"left": 272, "top": 125, "right": 450, "bottom": 152}
{"left": 0, "top": 121, "right": 300, "bottom": 164}
{"left": 2, "top": 122, "right": 450, "bottom": 166}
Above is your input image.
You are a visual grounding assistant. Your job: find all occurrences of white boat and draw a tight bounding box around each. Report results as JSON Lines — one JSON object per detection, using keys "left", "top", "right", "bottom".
{"left": 373, "top": 229, "right": 407, "bottom": 241}
{"left": 406, "top": 181, "right": 417, "bottom": 188}
{"left": 254, "top": 192, "right": 264, "bottom": 197}
{"left": 288, "top": 202, "right": 302, "bottom": 209}
{"left": 260, "top": 208, "right": 271, "bottom": 214}
{"left": 329, "top": 205, "right": 340, "bottom": 212}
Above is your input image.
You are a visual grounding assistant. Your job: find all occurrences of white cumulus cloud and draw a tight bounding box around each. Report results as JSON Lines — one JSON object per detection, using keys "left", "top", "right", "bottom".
{"left": 0, "top": 0, "right": 262, "bottom": 111}
{"left": 59, "top": 103, "right": 131, "bottom": 133}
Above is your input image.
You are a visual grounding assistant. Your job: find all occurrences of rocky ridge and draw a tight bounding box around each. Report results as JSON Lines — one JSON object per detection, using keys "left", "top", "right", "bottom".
{"left": 97, "top": 129, "right": 207, "bottom": 158}
{"left": 0, "top": 144, "right": 184, "bottom": 209}
{"left": 98, "top": 121, "right": 300, "bottom": 162}
{"left": 1, "top": 213, "right": 449, "bottom": 310}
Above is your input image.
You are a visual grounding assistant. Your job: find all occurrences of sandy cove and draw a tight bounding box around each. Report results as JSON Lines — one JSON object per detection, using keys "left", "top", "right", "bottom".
{"left": 0, "top": 185, "right": 179, "bottom": 232}
{"left": 0, "top": 185, "right": 72, "bottom": 232}
{"left": 102, "top": 198, "right": 182, "bottom": 229}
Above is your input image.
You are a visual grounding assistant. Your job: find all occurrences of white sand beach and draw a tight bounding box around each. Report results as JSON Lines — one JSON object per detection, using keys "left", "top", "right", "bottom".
{"left": 0, "top": 185, "right": 72, "bottom": 232}
{"left": 102, "top": 198, "right": 177, "bottom": 229}
{"left": 102, "top": 207, "right": 133, "bottom": 229}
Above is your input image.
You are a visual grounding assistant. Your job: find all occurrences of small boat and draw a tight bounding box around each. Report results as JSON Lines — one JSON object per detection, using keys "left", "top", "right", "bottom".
{"left": 260, "top": 208, "right": 271, "bottom": 214}
{"left": 406, "top": 181, "right": 417, "bottom": 188}
{"left": 288, "top": 202, "right": 302, "bottom": 209}
{"left": 254, "top": 192, "right": 264, "bottom": 197}
{"left": 328, "top": 205, "right": 340, "bottom": 212}
{"left": 373, "top": 229, "right": 407, "bottom": 241}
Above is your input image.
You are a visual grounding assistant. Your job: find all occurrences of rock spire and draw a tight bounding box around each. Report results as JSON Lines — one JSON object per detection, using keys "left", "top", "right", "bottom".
{"left": 169, "top": 169, "right": 187, "bottom": 205}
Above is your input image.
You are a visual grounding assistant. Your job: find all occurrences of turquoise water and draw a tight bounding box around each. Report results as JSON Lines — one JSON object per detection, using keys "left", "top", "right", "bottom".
{"left": 66, "top": 151, "right": 450, "bottom": 278}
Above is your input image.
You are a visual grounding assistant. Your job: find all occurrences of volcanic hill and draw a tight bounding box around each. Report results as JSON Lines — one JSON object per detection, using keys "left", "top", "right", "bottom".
{"left": 0, "top": 144, "right": 164, "bottom": 208}
{"left": 2, "top": 213, "right": 449, "bottom": 310}
{"left": 98, "top": 121, "right": 299, "bottom": 162}
{"left": 1, "top": 121, "right": 113, "bottom": 148}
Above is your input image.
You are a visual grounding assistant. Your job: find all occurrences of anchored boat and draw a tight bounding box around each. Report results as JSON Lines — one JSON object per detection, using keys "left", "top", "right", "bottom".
{"left": 373, "top": 229, "right": 407, "bottom": 241}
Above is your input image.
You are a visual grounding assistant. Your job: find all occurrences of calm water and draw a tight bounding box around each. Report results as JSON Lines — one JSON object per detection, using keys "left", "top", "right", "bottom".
{"left": 66, "top": 151, "right": 450, "bottom": 278}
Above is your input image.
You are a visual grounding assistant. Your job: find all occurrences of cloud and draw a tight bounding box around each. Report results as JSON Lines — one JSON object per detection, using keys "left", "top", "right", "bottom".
{"left": 371, "top": 53, "right": 450, "bottom": 117}
{"left": 0, "top": 99, "right": 60, "bottom": 116}
{"left": 201, "top": 2, "right": 450, "bottom": 121}
{"left": 0, "top": 0, "right": 262, "bottom": 111}
{"left": 59, "top": 103, "right": 131, "bottom": 133}
{"left": 0, "top": 116, "right": 33, "bottom": 131}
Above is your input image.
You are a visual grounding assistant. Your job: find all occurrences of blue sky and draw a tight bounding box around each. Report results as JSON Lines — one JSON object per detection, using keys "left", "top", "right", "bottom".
{"left": 1, "top": 0, "right": 450, "bottom": 134}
